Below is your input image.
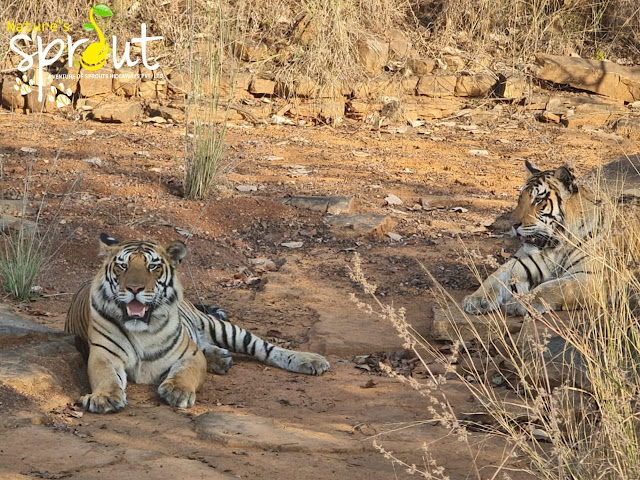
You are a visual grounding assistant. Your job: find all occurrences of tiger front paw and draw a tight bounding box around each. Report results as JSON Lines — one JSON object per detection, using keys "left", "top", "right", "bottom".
{"left": 80, "top": 390, "right": 127, "bottom": 414}
{"left": 158, "top": 378, "right": 196, "bottom": 409}
{"left": 463, "top": 294, "right": 499, "bottom": 315}
{"left": 295, "top": 353, "right": 330, "bottom": 375}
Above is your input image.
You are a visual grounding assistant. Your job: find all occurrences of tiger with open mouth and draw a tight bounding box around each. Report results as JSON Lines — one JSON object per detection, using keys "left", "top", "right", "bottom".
{"left": 65, "top": 233, "right": 330, "bottom": 413}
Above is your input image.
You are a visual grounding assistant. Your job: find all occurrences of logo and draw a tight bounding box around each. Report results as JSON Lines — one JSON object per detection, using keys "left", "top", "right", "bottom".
{"left": 80, "top": 3, "right": 112, "bottom": 71}
{"left": 8, "top": 3, "right": 163, "bottom": 102}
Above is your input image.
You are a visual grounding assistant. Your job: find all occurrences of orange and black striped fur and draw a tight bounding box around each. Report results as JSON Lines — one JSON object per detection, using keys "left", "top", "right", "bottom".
{"left": 65, "top": 234, "right": 329, "bottom": 414}
{"left": 464, "top": 161, "right": 600, "bottom": 316}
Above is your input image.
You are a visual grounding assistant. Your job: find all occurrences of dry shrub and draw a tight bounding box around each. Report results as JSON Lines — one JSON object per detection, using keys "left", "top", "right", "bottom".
{"left": 349, "top": 171, "right": 640, "bottom": 479}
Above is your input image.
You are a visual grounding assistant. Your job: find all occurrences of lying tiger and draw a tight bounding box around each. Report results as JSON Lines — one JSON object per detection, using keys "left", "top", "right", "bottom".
{"left": 463, "top": 161, "right": 600, "bottom": 316}
{"left": 65, "top": 234, "right": 329, "bottom": 413}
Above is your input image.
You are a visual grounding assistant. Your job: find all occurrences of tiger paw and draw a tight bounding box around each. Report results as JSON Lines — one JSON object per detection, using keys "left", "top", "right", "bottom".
{"left": 203, "top": 345, "right": 233, "bottom": 375}
{"left": 506, "top": 301, "right": 545, "bottom": 317}
{"left": 158, "top": 379, "right": 196, "bottom": 409}
{"left": 463, "top": 294, "right": 499, "bottom": 315}
{"left": 294, "top": 353, "right": 330, "bottom": 375}
{"left": 80, "top": 391, "right": 126, "bottom": 414}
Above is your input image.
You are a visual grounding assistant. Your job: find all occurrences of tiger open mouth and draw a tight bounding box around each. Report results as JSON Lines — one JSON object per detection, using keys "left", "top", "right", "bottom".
{"left": 124, "top": 299, "right": 152, "bottom": 322}
{"left": 520, "top": 234, "right": 556, "bottom": 248}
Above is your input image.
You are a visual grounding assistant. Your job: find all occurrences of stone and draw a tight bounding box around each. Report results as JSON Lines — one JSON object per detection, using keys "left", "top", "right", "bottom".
{"left": 432, "top": 305, "right": 523, "bottom": 342}
{"left": 91, "top": 101, "right": 144, "bottom": 123}
{"left": 405, "top": 58, "right": 436, "bottom": 75}
{"left": 540, "top": 111, "right": 561, "bottom": 123}
{"left": 82, "top": 157, "right": 104, "bottom": 167}
{"left": 455, "top": 73, "right": 496, "bottom": 97}
{"left": 232, "top": 39, "right": 269, "bottom": 62}
{"left": 499, "top": 76, "right": 529, "bottom": 99}
{"left": 281, "top": 241, "right": 303, "bottom": 249}
{"left": 416, "top": 75, "right": 457, "bottom": 97}
{"left": 76, "top": 98, "right": 101, "bottom": 110}
{"left": 351, "top": 76, "right": 418, "bottom": 99}
{"left": 562, "top": 103, "right": 626, "bottom": 128}
{"left": 357, "top": 37, "right": 389, "bottom": 76}
{"left": 79, "top": 68, "right": 113, "bottom": 97}
{"left": 345, "top": 100, "right": 382, "bottom": 121}
{"left": 113, "top": 65, "right": 139, "bottom": 97}
{"left": 249, "top": 78, "right": 276, "bottom": 96}
{"left": 403, "top": 98, "right": 462, "bottom": 120}
{"left": 236, "top": 185, "right": 258, "bottom": 192}
{"left": 613, "top": 116, "right": 640, "bottom": 140}
{"left": 24, "top": 90, "right": 50, "bottom": 113}
{"left": 0, "top": 215, "right": 37, "bottom": 235}
{"left": 290, "top": 100, "right": 345, "bottom": 123}
{"left": 442, "top": 54, "right": 465, "bottom": 72}
{"left": 324, "top": 213, "right": 394, "bottom": 239}
{"left": 535, "top": 53, "right": 640, "bottom": 102}
{"left": 195, "top": 411, "right": 359, "bottom": 453}
{"left": 138, "top": 80, "right": 165, "bottom": 99}
{"left": 157, "top": 105, "right": 185, "bottom": 123}
{"left": 388, "top": 29, "right": 411, "bottom": 58}
{"left": 167, "top": 70, "right": 191, "bottom": 93}
{"left": 384, "top": 194, "right": 403, "bottom": 206}
{"left": 278, "top": 196, "right": 354, "bottom": 214}
{"left": 0, "top": 305, "right": 84, "bottom": 419}
{"left": 1, "top": 78, "right": 26, "bottom": 110}
{"left": 327, "top": 196, "right": 355, "bottom": 214}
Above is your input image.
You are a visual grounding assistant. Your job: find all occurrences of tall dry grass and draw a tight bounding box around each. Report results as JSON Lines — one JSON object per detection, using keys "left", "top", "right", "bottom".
{"left": 349, "top": 173, "right": 640, "bottom": 479}
{"left": 2, "top": 0, "right": 638, "bottom": 92}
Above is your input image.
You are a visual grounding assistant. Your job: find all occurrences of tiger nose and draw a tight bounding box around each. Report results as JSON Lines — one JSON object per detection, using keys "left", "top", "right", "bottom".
{"left": 126, "top": 284, "right": 144, "bottom": 294}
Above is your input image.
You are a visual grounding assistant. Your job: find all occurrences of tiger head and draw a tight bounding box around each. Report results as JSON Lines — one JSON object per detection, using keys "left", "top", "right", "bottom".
{"left": 93, "top": 233, "right": 187, "bottom": 332}
{"left": 510, "top": 161, "right": 578, "bottom": 249}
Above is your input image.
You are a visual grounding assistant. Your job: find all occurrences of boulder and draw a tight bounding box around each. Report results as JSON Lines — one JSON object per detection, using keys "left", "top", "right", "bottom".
{"left": 79, "top": 68, "right": 113, "bottom": 97}
{"left": 535, "top": 53, "right": 640, "bottom": 102}
{"left": 416, "top": 75, "right": 456, "bottom": 97}
{"left": 455, "top": 73, "right": 496, "bottom": 97}
{"left": 324, "top": 213, "right": 394, "bottom": 239}
{"left": 91, "top": 101, "right": 144, "bottom": 123}
{"left": 249, "top": 78, "right": 276, "bottom": 96}
{"left": 357, "top": 37, "right": 389, "bottom": 76}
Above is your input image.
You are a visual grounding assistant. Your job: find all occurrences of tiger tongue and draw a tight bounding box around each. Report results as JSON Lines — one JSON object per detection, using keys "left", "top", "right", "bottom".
{"left": 126, "top": 299, "right": 148, "bottom": 317}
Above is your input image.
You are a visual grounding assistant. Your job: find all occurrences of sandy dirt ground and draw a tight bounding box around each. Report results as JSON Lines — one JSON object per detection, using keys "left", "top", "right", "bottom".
{"left": 0, "top": 107, "right": 637, "bottom": 479}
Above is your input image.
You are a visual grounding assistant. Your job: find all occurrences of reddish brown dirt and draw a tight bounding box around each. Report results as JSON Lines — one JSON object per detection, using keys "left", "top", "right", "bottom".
{"left": 0, "top": 109, "right": 637, "bottom": 479}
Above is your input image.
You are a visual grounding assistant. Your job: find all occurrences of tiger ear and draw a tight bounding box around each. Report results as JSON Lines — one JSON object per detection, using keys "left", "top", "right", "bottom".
{"left": 165, "top": 241, "right": 187, "bottom": 266}
{"left": 99, "top": 233, "right": 119, "bottom": 256}
{"left": 525, "top": 160, "right": 541, "bottom": 176}
{"left": 554, "top": 166, "right": 577, "bottom": 194}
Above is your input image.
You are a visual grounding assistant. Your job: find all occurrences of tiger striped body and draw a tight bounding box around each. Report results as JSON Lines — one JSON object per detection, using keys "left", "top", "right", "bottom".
{"left": 464, "top": 162, "right": 600, "bottom": 316}
{"left": 66, "top": 234, "right": 329, "bottom": 414}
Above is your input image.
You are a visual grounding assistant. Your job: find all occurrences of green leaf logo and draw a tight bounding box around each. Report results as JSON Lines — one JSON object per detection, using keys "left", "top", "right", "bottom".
{"left": 82, "top": 23, "right": 95, "bottom": 31}
{"left": 92, "top": 4, "right": 113, "bottom": 17}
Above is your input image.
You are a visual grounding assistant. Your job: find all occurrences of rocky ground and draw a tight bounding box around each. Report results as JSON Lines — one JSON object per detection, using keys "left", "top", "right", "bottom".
{"left": 0, "top": 104, "right": 638, "bottom": 479}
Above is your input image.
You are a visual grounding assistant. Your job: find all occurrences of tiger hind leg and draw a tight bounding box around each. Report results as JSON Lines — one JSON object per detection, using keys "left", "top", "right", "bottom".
{"left": 202, "top": 344, "right": 233, "bottom": 375}
{"left": 202, "top": 314, "right": 329, "bottom": 375}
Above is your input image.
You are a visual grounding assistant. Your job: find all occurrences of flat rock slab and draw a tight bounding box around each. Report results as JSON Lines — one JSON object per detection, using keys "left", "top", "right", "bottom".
{"left": 432, "top": 304, "right": 523, "bottom": 342}
{"left": 0, "top": 306, "right": 85, "bottom": 417}
{"left": 91, "top": 102, "right": 144, "bottom": 123}
{"left": 535, "top": 53, "right": 640, "bottom": 102}
{"left": 195, "top": 411, "right": 363, "bottom": 453}
{"left": 324, "top": 213, "right": 394, "bottom": 239}
{"left": 278, "top": 196, "right": 354, "bottom": 214}
{"left": 0, "top": 305, "right": 61, "bottom": 336}
{"left": 590, "top": 154, "right": 640, "bottom": 196}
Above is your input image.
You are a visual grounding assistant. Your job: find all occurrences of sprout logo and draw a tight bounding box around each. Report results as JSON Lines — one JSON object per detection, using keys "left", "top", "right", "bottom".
{"left": 9, "top": 3, "right": 163, "bottom": 101}
{"left": 80, "top": 4, "right": 112, "bottom": 71}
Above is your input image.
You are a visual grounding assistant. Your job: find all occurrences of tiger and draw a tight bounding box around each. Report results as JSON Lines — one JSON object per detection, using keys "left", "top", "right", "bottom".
{"left": 463, "top": 161, "right": 600, "bottom": 317}
{"left": 65, "top": 233, "right": 330, "bottom": 414}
